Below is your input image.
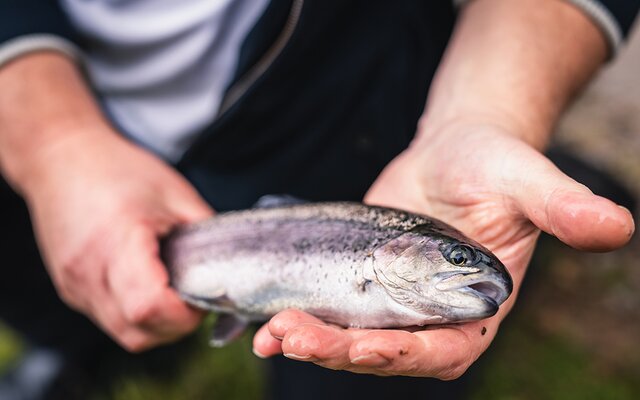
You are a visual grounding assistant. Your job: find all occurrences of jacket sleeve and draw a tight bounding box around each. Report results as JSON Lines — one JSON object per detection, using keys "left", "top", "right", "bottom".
{"left": 0, "top": 0, "right": 82, "bottom": 68}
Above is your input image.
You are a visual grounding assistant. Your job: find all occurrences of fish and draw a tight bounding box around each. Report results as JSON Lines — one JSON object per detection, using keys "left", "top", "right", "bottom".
{"left": 161, "top": 196, "right": 513, "bottom": 347}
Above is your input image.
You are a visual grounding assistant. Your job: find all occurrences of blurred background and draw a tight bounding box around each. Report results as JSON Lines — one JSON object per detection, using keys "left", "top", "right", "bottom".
{"left": 1, "top": 20, "right": 639, "bottom": 400}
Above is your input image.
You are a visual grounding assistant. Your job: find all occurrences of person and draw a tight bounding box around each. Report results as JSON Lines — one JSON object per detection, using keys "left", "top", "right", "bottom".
{"left": 0, "top": 0, "right": 637, "bottom": 399}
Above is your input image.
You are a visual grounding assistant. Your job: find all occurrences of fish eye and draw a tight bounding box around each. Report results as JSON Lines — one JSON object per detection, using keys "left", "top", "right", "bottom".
{"left": 446, "top": 245, "right": 476, "bottom": 266}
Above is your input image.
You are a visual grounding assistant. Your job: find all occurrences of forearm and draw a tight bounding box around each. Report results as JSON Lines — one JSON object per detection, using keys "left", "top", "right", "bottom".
{"left": 418, "top": 0, "right": 608, "bottom": 149}
{"left": 0, "top": 52, "right": 116, "bottom": 195}
{"left": 0, "top": 54, "right": 211, "bottom": 352}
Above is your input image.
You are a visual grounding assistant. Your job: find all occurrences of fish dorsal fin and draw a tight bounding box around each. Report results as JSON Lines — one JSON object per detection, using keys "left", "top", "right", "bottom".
{"left": 253, "top": 194, "right": 307, "bottom": 208}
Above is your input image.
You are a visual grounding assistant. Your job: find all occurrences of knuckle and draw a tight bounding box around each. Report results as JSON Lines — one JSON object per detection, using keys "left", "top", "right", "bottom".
{"left": 57, "top": 258, "right": 86, "bottom": 283}
{"left": 316, "top": 360, "right": 350, "bottom": 371}
{"left": 124, "top": 300, "right": 158, "bottom": 325}
{"left": 121, "top": 335, "right": 152, "bottom": 353}
{"left": 52, "top": 280, "right": 83, "bottom": 311}
{"left": 56, "top": 286, "right": 75, "bottom": 306}
{"left": 58, "top": 261, "right": 75, "bottom": 277}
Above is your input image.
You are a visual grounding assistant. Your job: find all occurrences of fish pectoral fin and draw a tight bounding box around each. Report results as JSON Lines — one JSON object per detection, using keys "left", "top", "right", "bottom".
{"left": 209, "top": 313, "right": 250, "bottom": 348}
{"left": 252, "top": 194, "right": 307, "bottom": 208}
{"left": 180, "top": 290, "right": 232, "bottom": 311}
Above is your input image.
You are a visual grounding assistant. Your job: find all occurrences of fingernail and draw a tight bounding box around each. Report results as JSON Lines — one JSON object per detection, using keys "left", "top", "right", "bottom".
{"left": 350, "top": 353, "right": 390, "bottom": 367}
{"left": 272, "top": 335, "right": 284, "bottom": 340}
{"left": 252, "top": 348, "right": 268, "bottom": 359}
{"left": 283, "top": 353, "right": 318, "bottom": 362}
{"left": 617, "top": 206, "right": 636, "bottom": 234}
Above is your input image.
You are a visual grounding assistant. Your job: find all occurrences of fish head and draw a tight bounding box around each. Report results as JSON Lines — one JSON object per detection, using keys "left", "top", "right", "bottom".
{"left": 371, "top": 223, "right": 512, "bottom": 324}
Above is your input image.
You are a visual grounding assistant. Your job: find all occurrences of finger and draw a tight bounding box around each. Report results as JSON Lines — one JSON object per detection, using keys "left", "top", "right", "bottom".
{"left": 93, "top": 296, "right": 180, "bottom": 352}
{"left": 50, "top": 260, "right": 99, "bottom": 314}
{"left": 348, "top": 320, "right": 498, "bottom": 379}
{"left": 267, "top": 309, "right": 328, "bottom": 339}
{"left": 252, "top": 323, "right": 283, "bottom": 358}
{"left": 90, "top": 289, "right": 158, "bottom": 352}
{"left": 506, "top": 149, "right": 634, "bottom": 251}
{"left": 344, "top": 317, "right": 500, "bottom": 377}
{"left": 268, "top": 310, "right": 358, "bottom": 369}
{"left": 543, "top": 191, "right": 633, "bottom": 251}
{"left": 349, "top": 328, "right": 475, "bottom": 379}
{"left": 107, "top": 226, "right": 203, "bottom": 336}
{"left": 268, "top": 309, "right": 493, "bottom": 378}
{"left": 349, "top": 330, "right": 426, "bottom": 372}
{"left": 281, "top": 323, "right": 355, "bottom": 370}
{"left": 270, "top": 309, "right": 379, "bottom": 371}
{"left": 280, "top": 323, "right": 478, "bottom": 379}
{"left": 83, "top": 263, "right": 170, "bottom": 352}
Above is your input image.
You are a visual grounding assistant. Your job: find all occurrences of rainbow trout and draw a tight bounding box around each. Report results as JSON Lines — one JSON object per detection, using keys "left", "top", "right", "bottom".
{"left": 162, "top": 198, "right": 512, "bottom": 346}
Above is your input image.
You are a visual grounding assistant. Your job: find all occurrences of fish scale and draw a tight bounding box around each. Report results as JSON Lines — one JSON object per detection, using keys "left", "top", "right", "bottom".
{"left": 162, "top": 200, "right": 513, "bottom": 347}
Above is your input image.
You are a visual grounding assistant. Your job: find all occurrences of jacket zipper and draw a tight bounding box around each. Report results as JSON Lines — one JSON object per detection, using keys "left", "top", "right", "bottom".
{"left": 216, "top": 0, "right": 304, "bottom": 117}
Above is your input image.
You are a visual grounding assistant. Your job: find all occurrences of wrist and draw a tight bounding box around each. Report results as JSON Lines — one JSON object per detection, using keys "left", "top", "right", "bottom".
{"left": 414, "top": 0, "right": 608, "bottom": 153}
{"left": 0, "top": 52, "right": 116, "bottom": 195}
{"left": 413, "top": 111, "right": 549, "bottom": 152}
{"left": 14, "top": 125, "right": 119, "bottom": 200}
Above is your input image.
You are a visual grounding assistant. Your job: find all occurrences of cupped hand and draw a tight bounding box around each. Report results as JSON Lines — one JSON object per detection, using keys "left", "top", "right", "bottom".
{"left": 252, "top": 123, "right": 634, "bottom": 378}
{"left": 22, "top": 128, "right": 214, "bottom": 352}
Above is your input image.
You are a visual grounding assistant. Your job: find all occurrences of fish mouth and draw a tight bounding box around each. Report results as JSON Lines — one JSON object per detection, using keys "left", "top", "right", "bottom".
{"left": 436, "top": 272, "right": 512, "bottom": 306}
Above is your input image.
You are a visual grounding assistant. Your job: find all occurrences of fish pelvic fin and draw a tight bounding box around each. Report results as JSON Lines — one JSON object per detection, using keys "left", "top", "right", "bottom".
{"left": 209, "top": 313, "right": 250, "bottom": 348}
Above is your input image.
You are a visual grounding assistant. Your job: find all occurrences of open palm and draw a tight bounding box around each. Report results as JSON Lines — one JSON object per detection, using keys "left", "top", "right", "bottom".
{"left": 252, "top": 124, "right": 634, "bottom": 378}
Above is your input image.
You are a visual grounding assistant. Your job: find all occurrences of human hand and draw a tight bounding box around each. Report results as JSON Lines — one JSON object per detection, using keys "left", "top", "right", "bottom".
{"left": 252, "top": 122, "right": 634, "bottom": 378}
{"left": 21, "top": 128, "right": 213, "bottom": 352}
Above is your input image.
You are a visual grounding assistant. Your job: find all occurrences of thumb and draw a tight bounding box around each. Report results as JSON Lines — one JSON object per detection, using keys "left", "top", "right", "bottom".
{"left": 508, "top": 151, "right": 634, "bottom": 252}
{"left": 167, "top": 179, "right": 215, "bottom": 223}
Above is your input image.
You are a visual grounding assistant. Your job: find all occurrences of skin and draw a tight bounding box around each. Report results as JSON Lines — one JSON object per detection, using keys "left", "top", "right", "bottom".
{"left": 251, "top": 0, "right": 635, "bottom": 378}
{"left": 0, "top": 54, "right": 213, "bottom": 352}
{"left": 0, "top": 0, "right": 634, "bottom": 377}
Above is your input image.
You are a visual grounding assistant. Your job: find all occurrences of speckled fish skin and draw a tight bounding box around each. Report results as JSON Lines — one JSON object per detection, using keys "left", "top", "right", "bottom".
{"left": 162, "top": 202, "right": 513, "bottom": 330}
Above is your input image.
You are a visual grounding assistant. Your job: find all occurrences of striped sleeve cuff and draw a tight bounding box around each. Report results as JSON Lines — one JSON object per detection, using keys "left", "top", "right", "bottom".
{"left": 0, "top": 0, "right": 83, "bottom": 68}
{"left": 0, "top": 34, "right": 81, "bottom": 69}
{"left": 453, "top": 0, "right": 640, "bottom": 58}
{"left": 566, "top": 0, "right": 624, "bottom": 56}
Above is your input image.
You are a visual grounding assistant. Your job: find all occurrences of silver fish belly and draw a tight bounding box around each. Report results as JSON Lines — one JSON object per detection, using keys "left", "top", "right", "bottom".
{"left": 162, "top": 202, "right": 512, "bottom": 346}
